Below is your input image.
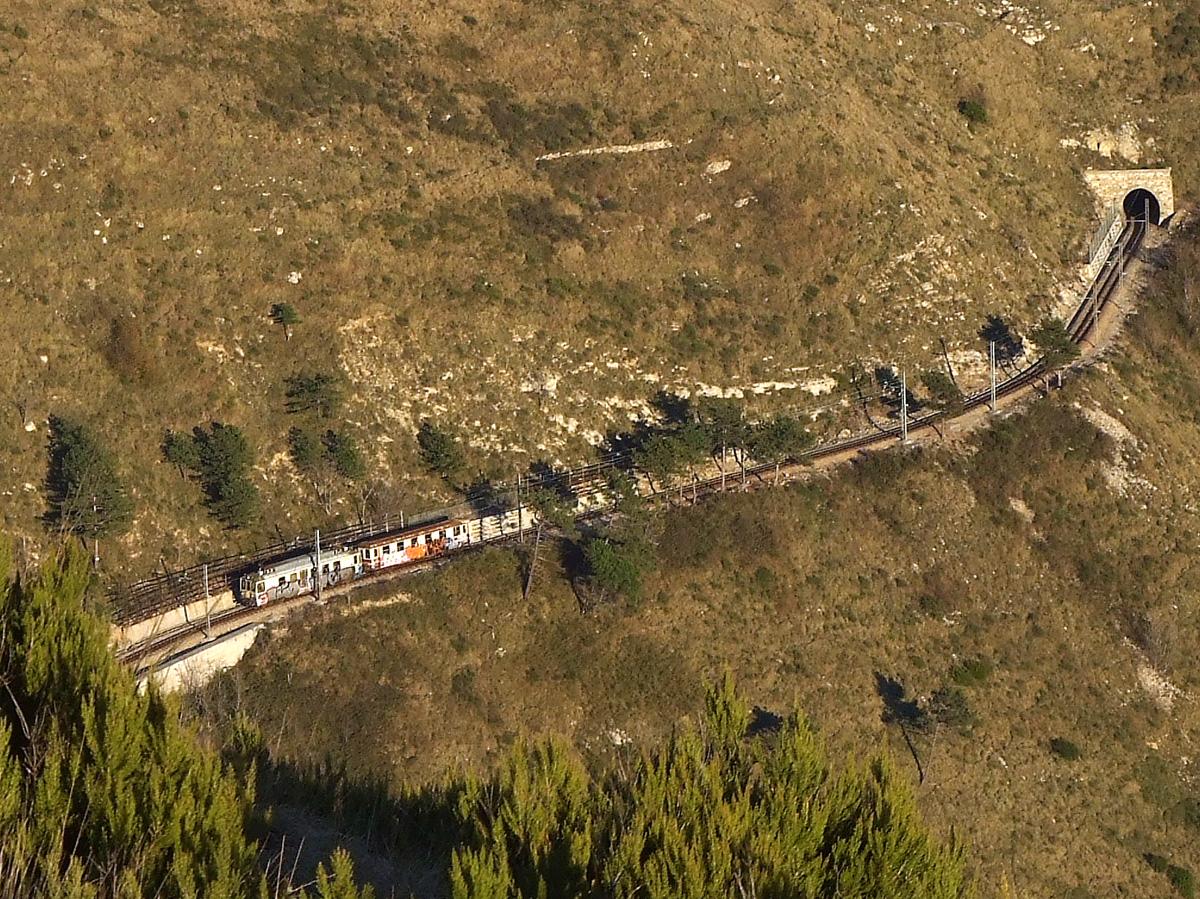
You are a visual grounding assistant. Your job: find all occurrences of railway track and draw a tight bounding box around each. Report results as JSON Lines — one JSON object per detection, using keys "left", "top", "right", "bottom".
{"left": 117, "top": 214, "right": 1148, "bottom": 671}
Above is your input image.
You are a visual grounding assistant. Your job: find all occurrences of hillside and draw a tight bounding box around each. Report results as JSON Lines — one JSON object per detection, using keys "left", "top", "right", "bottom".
{"left": 197, "top": 225, "right": 1200, "bottom": 898}
{"left": 1, "top": 0, "right": 1197, "bottom": 571}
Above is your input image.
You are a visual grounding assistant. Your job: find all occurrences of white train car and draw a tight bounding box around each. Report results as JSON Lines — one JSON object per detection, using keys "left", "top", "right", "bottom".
{"left": 236, "top": 507, "right": 542, "bottom": 607}
{"left": 359, "top": 518, "right": 469, "bottom": 573}
{"left": 238, "top": 545, "right": 364, "bottom": 606}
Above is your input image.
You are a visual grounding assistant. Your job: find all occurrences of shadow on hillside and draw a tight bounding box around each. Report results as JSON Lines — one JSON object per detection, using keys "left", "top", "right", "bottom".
{"left": 248, "top": 751, "right": 460, "bottom": 899}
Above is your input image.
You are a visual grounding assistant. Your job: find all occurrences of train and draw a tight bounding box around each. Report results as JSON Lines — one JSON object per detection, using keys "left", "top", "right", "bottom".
{"left": 236, "top": 508, "right": 532, "bottom": 606}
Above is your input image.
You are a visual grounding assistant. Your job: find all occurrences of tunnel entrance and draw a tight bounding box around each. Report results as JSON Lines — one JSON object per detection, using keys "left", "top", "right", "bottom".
{"left": 1123, "top": 188, "right": 1161, "bottom": 225}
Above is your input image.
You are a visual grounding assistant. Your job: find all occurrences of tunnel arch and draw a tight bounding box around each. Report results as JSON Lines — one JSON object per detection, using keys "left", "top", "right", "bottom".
{"left": 1123, "top": 188, "right": 1161, "bottom": 225}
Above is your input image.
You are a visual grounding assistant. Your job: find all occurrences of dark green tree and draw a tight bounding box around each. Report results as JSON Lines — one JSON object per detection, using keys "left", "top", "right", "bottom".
{"left": 0, "top": 543, "right": 375, "bottom": 898}
{"left": 324, "top": 430, "right": 366, "bottom": 481}
{"left": 920, "top": 370, "right": 966, "bottom": 436}
{"left": 1030, "top": 315, "right": 1080, "bottom": 377}
{"left": 176, "top": 422, "right": 260, "bottom": 528}
{"left": 634, "top": 433, "right": 686, "bottom": 492}
{"left": 287, "top": 426, "right": 321, "bottom": 472}
{"left": 162, "top": 428, "right": 201, "bottom": 476}
{"left": 285, "top": 372, "right": 344, "bottom": 418}
{"left": 448, "top": 676, "right": 973, "bottom": 899}
{"left": 46, "top": 416, "right": 133, "bottom": 538}
{"left": 750, "top": 415, "right": 814, "bottom": 484}
{"left": 417, "top": 420, "right": 464, "bottom": 480}
{"left": 271, "top": 302, "right": 301, "bottom": 341}
{"left": 698, "top": 396, "right": 749, "bottom": 464}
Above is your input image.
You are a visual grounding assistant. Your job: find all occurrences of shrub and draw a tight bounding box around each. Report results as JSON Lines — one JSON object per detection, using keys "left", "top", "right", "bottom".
{"left": 957, "top": 98, "right": 988, "bottom": 124}
{"left": 928, "top": 686, "right": 977, "bottom": 731}
{"left": 950, "top": 656, "right": 994, "bottom": 687}
{"left": 285, "top": 371, "right": 344, "bottom": 417}
{"left": 1049, "top": 737, "right": 1082, "bottom": 761}
{"left": 417, "top": 420, "right": 464, "bottom": 479}
{"left": 1170, "top": 865, "right": 1197, "bottom": 899}
{"left": 584, "top": 532, "right": 652, "bottom": 603}
{"left": 1168, "top": 797, "right": 1200, "bottom": 832}
{"left": 103, "top": 316, "right": 160, "bottom": 384}
{"left": 506, "top": 196, "right": 585, "bottom": 245}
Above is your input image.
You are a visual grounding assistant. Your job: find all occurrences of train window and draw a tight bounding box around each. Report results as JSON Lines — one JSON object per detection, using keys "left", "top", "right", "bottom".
{"left": 383, "top": 544, "right": 391, "bottom": 554}
{"left": 299, "top": 570, "right": 308, "bottom": 582}
{"left": 322, "top": 564, "right": 329, "bottom": 574}
{"left": 255, "top": 581, "right": 265, "bottom": 593}
{"left": 353, "top": 554, "right": 359, "bottom": 564}
{"left": 333, "top": 561, "right": 342, "bottom": 571}
{"left": 278, "top": 577, "right": 286, "bottom": 588}
{"left": 289, "top": 573, "right": 298, "bottom": 582}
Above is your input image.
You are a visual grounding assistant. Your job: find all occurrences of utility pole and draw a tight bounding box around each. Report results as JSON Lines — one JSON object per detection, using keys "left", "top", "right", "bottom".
{"left": 900, "top": 370, "right": 909, "bottom": 444}
{"left": 516, "top": 471, "right": 524, "bottom": 543}
{"left": 523, "top": 521, "right": 543, "bottom": 601}
{"left": 202, "top": 563, "right": 211, "bottom": 638}
{"left": 92, "top": 495, "right": 99, "bottom": 570}
{"left": 314, "top": 528, "right": 322, "bottom": 602}
{"left": 989, "top": 342, "right": 998, "bottom": 414}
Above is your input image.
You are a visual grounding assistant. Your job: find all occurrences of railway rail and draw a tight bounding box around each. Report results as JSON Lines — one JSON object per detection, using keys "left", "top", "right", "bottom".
{"left": 115, "top": 213, "right": 1149, "bottom": 670}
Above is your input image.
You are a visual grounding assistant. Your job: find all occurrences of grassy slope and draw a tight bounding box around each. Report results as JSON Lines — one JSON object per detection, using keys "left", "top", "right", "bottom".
{"left": 1, "top": 0, "right": 1196, "bottom": 572}
{"left": 204, "top": 229, "right": 1200, "bottom": 898}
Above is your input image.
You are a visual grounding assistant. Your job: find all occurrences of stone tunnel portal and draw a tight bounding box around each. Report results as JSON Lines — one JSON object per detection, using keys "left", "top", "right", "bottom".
{"left": 1123, "top": 188, "right": 1161, "bottom": 225}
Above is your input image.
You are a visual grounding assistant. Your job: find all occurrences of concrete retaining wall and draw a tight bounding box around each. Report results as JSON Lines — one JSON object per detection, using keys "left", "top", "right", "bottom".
{"left": 111, "top": 590, "right": 237, "bottom": 650}
{"left": 137, "top": 622, "right": 264, "bottom": 693}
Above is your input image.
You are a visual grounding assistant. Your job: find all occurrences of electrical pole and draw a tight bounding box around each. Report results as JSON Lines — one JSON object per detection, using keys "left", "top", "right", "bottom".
{"left": 202, "top": 563, "right": 211, "bottom": 638}
{"left": 516, "top": 471, "right": 523, "bottom": 543}
{"left": 92, "top": 495, "right": 99, "bottom": 570}
{"left": 989, "top": 342, "right": 997, "bottom": 414}
{"left": 900, "top": 370, "right": 909, "bottom": 444}
{"left": 314, "top": 528, "right": 322, "bottom": 602}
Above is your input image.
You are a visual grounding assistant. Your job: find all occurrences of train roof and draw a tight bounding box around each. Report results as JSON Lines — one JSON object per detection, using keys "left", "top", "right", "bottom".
{"left": 248, "top": 544, "right": 360, "bottom": 578}
{"left": 357, "top": 517, "right": 463, "bottom": 549}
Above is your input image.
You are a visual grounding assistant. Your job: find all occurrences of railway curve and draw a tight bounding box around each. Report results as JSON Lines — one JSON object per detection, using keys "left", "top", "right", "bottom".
{"left": 114, "top": 210, "right": 1152, "bottom": 670}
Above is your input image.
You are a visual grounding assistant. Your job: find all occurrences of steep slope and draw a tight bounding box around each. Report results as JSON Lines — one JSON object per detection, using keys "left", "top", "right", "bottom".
{"left": 0, "top": 0, "right": 1196, "bottom": 568}
{"left": 207, "top": 225, "right": 1200, "bottom": 898}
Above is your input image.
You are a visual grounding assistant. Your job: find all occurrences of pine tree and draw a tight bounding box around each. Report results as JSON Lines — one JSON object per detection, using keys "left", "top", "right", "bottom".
{"left": 0, "top": 541, "right": 376, "bottom": 899}
{"left": 417, "top": 420, "right": 464, "bottom": 480}
{"left": 285, "top": 373, "right": 344, "bottom": 418}
{"left": 46, "top": 416, "right": 134, "bottom": 539}
{"left": 271, "top": 303, "right": 301, "bottom": 342}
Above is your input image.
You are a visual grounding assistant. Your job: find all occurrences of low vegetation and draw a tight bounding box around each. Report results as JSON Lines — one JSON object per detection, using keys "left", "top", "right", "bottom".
{"left": 205, "top": 226, "right": 1200, "bottom": 898}
{"left": 0, "top": 545, "right": 969, "bottom": 898}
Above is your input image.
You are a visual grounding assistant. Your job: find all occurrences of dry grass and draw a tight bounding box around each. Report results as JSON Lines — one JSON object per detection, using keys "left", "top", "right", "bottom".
{"left": 188, "top": 226, "right": 1200, "bottom": 897}
{"left": 0, "top": 0, "right": 1197, "bottom": 576}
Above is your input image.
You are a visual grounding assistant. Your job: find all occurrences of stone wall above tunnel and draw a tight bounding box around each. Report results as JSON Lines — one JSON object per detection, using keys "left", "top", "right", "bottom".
{"left": 1084, "top": 168, "right": 1175, "bottom": 223}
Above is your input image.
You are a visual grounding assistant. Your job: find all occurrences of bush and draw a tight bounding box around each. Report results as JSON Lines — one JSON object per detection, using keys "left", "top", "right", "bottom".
{"left": 417, "top": 420, "right": 464, "bottom": 479}
{"left": 285, "top": 372, "right": 344, "bottom": 417}
{"left": 955, "top": 99, "right": 984, "bottom": 123}
{"left": 1170, "top": 865, "right": 1197, "bottom": 899}
{"left": 1049, "top": 737, "right": 1082, "bottom": 761}
{"left": 957, "top": 98, "right": 988, "bottom": 124}
{"left": 1168, "top": 797, "right": 1200, "bottom": 832}
{"left": 950, "top": 656, "right": 993, "bottom": 687}
{"left": 584, "top": 532, "right": 653, "bottom": 603}
{"left": 928, "top": 686, "right": 977, "bottom": 731}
